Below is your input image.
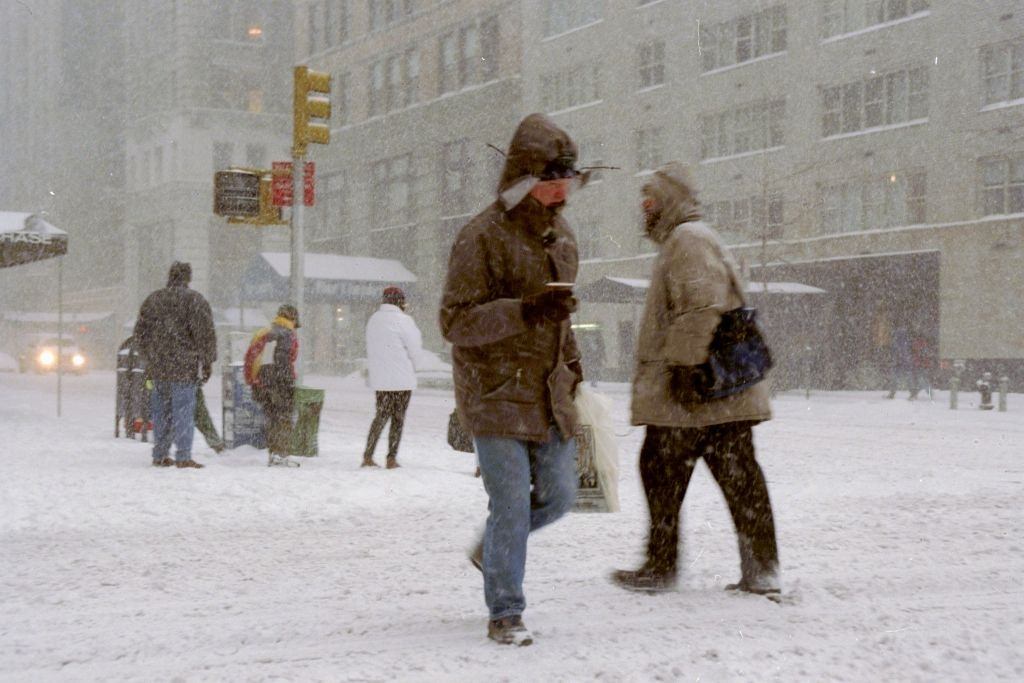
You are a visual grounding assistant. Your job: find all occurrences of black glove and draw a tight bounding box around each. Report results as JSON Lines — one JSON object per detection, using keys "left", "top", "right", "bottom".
{"left": 522, "top": 288, "right": 577, "bottom": 325}
{"left": 200, "top": 363, "right": 212, "bottom": 384}
{"left": 567, "top": 359, "right": 584, "bottom": 396}
{"left": 669, "top": 365, "right": 711, "bottom": 405}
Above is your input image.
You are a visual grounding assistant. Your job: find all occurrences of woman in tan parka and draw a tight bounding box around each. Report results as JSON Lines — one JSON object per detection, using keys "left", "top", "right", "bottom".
{"left": 611, "top": 163, "right": 782, "bottom": 597}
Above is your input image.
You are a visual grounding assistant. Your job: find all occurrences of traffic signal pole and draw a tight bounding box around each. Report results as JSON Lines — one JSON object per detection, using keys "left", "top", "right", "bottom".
{"left": 290, "top": 65, "right": 331, "bottom": 383}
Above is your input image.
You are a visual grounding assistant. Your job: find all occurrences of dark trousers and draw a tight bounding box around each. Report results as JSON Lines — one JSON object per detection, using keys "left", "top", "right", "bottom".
{"left": 254, "top": 383, "right": 295, "bottom": 456}
{"left": 363, "top": 390, "right": 412, "bottom": 462}
{"left": 640, "top": 422, "right": 779, "bottom": 581}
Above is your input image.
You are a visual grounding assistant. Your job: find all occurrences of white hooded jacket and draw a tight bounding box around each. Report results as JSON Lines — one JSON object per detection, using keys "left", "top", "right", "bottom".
{"left": 365, "top": 304, "right": 424, "bottom": 391}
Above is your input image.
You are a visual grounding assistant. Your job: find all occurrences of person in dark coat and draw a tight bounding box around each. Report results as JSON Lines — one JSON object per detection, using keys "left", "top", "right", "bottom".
{"left": 244, "top": 304, "right": 300, "bottom": 466}
{"left": 610, "top": 163, "right": 780, "bottom": 597}
{"left": 440, "top": 113, "right": 586, "bottom": 646}
{"left": 133, "top": 262, "right": 217, "bottom": 469}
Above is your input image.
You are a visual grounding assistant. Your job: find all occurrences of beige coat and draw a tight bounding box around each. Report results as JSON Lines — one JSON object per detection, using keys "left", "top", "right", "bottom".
{"left": 440, "top": 113, "right": 581, "bottom": 442}
{"left": 631, "top": 164, "right": 772, "bottom": 428}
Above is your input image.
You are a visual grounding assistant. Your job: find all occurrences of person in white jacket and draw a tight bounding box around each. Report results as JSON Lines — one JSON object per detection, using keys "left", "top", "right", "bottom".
{"left": 362, "top": 286, "right": 424, "bottom": 469}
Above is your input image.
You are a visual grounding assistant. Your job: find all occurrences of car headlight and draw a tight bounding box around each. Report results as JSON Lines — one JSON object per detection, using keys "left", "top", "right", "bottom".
{"left": 72, "top": 354, "right": 85, "bottom": 367}
{"left": 38, "top": 350, "right": 56, "bottom": 367}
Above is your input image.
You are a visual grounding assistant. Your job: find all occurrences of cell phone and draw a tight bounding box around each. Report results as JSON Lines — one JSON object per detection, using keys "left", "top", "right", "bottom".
{"left": 546, "top": 281, "right": 575, "bottom": 289}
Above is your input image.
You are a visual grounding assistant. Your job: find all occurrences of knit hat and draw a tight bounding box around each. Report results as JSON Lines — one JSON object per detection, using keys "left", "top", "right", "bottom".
{"left": 277, "top": 303, "right": 300, "bottom": 328}
{"left": 167, "top": 261, "right": 191, "bottom": 287}
{"left": 382, "top": 286, "right": 405, "bottom": 305}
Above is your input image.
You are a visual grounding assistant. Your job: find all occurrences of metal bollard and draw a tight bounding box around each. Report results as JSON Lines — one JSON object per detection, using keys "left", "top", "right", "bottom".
{"left": 949, "top": 375, "right": 959, "bottom": 409}
{"left": 998, "top": 376, "right": 1009, "bottom": 412}
{"left": 978, "top": 372, "right": 994, "bottom": 410}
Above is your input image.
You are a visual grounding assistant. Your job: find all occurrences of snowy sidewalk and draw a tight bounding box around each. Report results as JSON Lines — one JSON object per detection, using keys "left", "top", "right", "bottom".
{"left": 1, "top": 371, "right": 1022, "bottom": 681}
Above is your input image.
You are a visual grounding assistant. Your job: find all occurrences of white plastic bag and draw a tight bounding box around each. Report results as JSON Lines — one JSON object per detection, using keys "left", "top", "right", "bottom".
{"left": 573, "top": 385, "right": 620, "bottom": 512}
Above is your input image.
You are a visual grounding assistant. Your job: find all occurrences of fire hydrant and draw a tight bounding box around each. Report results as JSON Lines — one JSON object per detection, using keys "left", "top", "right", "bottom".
{"left": 977, "top": 372, "right": 994, "bottom": 410}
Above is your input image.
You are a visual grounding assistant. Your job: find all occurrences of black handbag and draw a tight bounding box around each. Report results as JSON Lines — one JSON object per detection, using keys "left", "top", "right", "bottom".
{"left": 447, "top": 410, "right": 475, "bottom": 453}
{"left": 701, "top": 306, "right": 773, "bottom": 399}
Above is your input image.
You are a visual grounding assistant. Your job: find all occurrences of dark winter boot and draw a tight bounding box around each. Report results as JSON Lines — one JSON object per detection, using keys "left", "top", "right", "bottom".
{"left": 487, "top": 615, "right": 533, "bottom": 646}
{"left": 386, "top": 457, "right": 400, "bottom": 469}
{"left": 610, "top": 564, "right": 677, "bottom": 593}
{"left": 175, "top": 459, "right": 205, "bottom": 469}
{"left": 361, "top": 458, "right": 380, "bottom": 468}
{"left": 152, "top": 457, "right": 174, "bottom": 467}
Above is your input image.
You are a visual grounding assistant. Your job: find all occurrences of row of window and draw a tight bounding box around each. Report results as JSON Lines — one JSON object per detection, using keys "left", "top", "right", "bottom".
{"left": 365, "top": 15, "right": 500, "bottom": 118}
{"left": 542, "top": 0, "right": 927, "bottom": 42}
{"left": 303, "top": 149, "right": 1023, "bottom": 266}
{"left": 822, "top": 65, "right": 929, "bottom": 137}
{"left": 305, "top": 0, "right": 415, "bottom": 54}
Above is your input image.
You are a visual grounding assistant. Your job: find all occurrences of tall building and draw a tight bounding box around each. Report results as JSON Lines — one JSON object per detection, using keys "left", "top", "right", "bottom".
{"left": 521, "top": 0, "right": 1024, "bottom": 388}
{"left": 296, "top": 0, "right": 524, "bottom": 369}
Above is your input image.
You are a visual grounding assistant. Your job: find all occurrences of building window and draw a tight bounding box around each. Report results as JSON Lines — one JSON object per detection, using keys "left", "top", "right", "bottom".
{"left": 700, "top": 5, "right": 786, "bottom": 72}
{"left": 440, "top": 139, "right": 473, "bottom": 216}
{"left": 635, "top": 127, "right": 664, "bottom": 172}
{"left": 820, "top": 171, "right": 927, "bottom": 233}
{"left": 544, "top": 0, "right": 603, "bottom": 38}
{"left": 333, "top": 72, "right": 349, "bottom": 125}
{"left": 821, "top": 0, "right": 929, "bottom": 39}
{"left": 371, "top": 153, "right": 415, "bottom": 229}
{"left": 439, "top": 16, "right": 500, "bottom": 96}
{"left": 369, "top": 0, "right": 415, "bottom": 32}
{"left": 638, "top": 40, "right": 665, "bottom": 89}
{"left": 311, "top": 173, "right": 348, "bottom": 246}
{"left": 369, "top": 61, "right": 385, "bottom": 116}
{"left": 978, "top": 154, "right": 1024, "bottom": 216}
{"left": 705, "top": 194, "right": 785, "bottom": 243}
{"left": 981, "top": 38, "right": 1024, "bottom": 107}
{"left": 541, "top": 63, "right": 601, "bottom": 112}
{"left": 822, "top": 65, "right": 928, "bottom": 137}
{"left": 700, "top": 99, "right": 785, "bottom": 160}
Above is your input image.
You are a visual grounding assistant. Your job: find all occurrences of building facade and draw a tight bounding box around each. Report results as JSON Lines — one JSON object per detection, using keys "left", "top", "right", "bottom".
{"left": 296, "top": 0, "right": 524, "bottom": 369}
{"left": 520, "top": 0, "right": 1024, "bottom": 388}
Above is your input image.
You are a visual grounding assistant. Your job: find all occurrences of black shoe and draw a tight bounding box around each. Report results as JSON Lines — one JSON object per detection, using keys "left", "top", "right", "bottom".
{"left": 487, "top": 615, "right": 533, "bottom": 646}
{"left": 610, "top": 565, "right": 677, "bottom": 593}
{"left": 151, "top": 457, "right": 174, "bottom": 467}
{"left": 725, "top": 575, "right": 781, "bottom": 596}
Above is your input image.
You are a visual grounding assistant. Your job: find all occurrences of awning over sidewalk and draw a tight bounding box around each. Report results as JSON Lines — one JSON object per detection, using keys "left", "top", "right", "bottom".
{"left": 577, "top": 276, "right": 827, "bottom": 304}
{"left": 242, "top": 252, "right": 418, "bottom": 304}
{"left": 4, "top": 311, "right": 114, "bottom": 324}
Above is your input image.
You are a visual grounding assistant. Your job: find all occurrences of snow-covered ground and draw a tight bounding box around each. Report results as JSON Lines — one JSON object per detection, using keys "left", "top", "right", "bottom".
{"left": 1, "top": 371, "right": 1022, "bottom": 682}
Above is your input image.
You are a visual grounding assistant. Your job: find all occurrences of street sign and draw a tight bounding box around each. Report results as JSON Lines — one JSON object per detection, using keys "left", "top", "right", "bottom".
{"left": 272, "top": 161, "right": 292, "bottom": 207}
{"left": 304, "top": 161, "right": 315, "bottom": 206}
{"left": 214, "top": 170, "right": 260, "bottom": 217}
{"left": 271, "top": 161, "right": 316, "bottom": 207}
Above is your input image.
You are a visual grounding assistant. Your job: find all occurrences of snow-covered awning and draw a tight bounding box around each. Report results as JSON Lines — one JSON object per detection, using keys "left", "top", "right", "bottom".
{"left": 577, "top": 276, "right": 826, "bottom": 304}
{"left": 242, "top": 252, "right": 417, "bottom": 303}
{"left": 0, "top": 212, "right": 68, "bottom": 268}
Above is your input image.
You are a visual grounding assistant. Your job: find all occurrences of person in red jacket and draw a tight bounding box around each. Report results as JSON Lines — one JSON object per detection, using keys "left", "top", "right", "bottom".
{"left": 244, "top": 305, "right": 300, "bottom": 466}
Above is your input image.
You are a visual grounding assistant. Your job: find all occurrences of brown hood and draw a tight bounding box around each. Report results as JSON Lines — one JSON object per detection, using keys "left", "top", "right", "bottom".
{"left": 643, "top": 162, "right": 703, "bottom": 244}
{"left": 497, "top": 113, "right": 578, "bottom": 193}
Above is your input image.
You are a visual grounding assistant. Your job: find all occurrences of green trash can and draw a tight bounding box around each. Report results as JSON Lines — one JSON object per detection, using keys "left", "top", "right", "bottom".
{"left": 290, "top": 386, "right": 324, "bottom": 456}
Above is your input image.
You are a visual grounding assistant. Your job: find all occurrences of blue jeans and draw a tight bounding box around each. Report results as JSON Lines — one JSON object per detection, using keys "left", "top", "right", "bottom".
{"left": 474, "top": 428, "right": 577, "bottom": 620}
{"left": 151, "top": 381, "right": 198, "bottom": 463}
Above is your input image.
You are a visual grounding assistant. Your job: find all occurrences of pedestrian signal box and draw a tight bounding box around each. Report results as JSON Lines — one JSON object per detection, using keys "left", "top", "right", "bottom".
{"left": 214, "top": 170, "right": 260, "bottom": 218}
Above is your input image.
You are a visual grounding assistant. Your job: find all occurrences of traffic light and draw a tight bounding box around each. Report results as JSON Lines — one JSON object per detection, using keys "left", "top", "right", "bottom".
{"left": 293, "top": 65, "right": 331, "bottom": 156}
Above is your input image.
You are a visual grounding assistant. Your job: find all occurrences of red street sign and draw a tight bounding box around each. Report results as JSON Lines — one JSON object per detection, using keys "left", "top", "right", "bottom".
{"left": 271, "top": 161, "right": 292, "bottom": 207}
{"left": 270, "top": 161, "right": 315, "bottom": 206}
{"left": 304, "top": 162, "right": 315, "bottom": 207}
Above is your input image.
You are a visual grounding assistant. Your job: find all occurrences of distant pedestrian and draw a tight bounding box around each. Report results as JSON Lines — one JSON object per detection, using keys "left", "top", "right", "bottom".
{"left": 610, "top": 163, "right": 781, "bottom": 598}
{"left": 909, "top": 331, "right": 934, "bottom": 400}
{"left": 245, "top": 304, "right": 300, "bottom": 467}
{"left": 133, "top": 261, "right": 217, "bottom": 469}
{"left": 441, "top": 113, "right": 586, "bottom": 646}
{"left": 886, "top": 325, "right": 914, "bottom": 399}
{"left": 362, "top": 286, "right": 424, "bottom": 469}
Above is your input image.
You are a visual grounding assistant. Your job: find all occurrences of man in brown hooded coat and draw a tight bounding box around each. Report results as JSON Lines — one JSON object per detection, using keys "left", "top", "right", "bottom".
{"left": 440, "top": 113, "right": 585, "bottom": 646}
{"left": 611, "top": 163, "right": 782, "bottom": 597}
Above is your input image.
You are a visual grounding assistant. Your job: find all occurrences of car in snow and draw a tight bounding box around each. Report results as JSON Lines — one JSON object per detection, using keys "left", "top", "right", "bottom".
{"left": 17, "top": 334, "right": 88, "bottom": 374}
